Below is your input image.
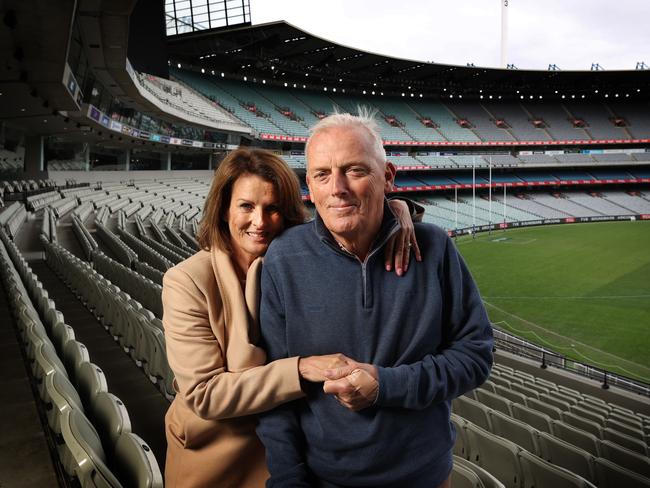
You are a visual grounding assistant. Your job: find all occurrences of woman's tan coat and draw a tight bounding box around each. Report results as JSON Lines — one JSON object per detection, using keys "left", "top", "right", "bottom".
{"left": 162, "top": 249, "right": 303, "bottom": 488}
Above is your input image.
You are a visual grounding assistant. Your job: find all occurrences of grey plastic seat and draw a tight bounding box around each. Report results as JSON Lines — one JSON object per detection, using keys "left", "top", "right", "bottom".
{"left": 569, "top": 405, "right": 606, "bottom": 426}
{"left": 599, "top": 439, "right": 650, "bottom": 478}
{"left": 475, "top": 389, "right": 514, "bottom": 416}
{"left": 540, "top": 392, "right": 573, "bottom": 412}
{"left": 511, "top": 383, "right": 541, "bottom": 400}
{"left": 562, "top": 411, "right": 603, "bottom": 438}
{"left": 602, "top": 427, "right": 648, "bottom": 456}
{"left": 528, "top": 397, "right": 564, "bottom": 420}
{"left": 454, "top": 456, "right": 506, "bottom": 488}
{"left": 551, "top": 420, "right": 601, "bottom": 456}
{"left": 33, "top": 339, "right": 68, "bottom": 398}
{"left": 512, "top": 403, "right": 554, "bottom": 434}
{"left": 114, "top": 432, "right": 164, "bottom": 488}
{"left": 536, "top": 431, "right": 596, "bottom": 483}
{"left": 488, "top": 409, "right": 540, "bottom": 455}
{"left": 465, "top": 423, "right": 522, "bottom": 488}
{"left": 452, "top": 462, "right": 484, "bottom": 488}
{"left": 76, "top": 362, "right": 109, "bottom": 410}
{"left": 451, "top": 413, "right": 469, "bottom": 458}
{"left": 535, "top": 377, "right": 559, "bottom": 391}
{"left": 62, "top": 340, "right": 91, "bottom": 386}
{"left": 44, "top": 370, "right": 84, "bottom": 436}
{"left": 453, "top": 395, "right": 492, "bottom": 431}
{"left": 52, "top": 321, "right": 76, "bottom": 355}
{"left": 593, "top": 457, "right": 650, "bottom": 488}
{"left": 494, "top": 384, "right": 528, "bottom": 406}
{"left": 490, "top": 375, "right": 512, "bottom": 390}
{"left": 518, "top": 450, "right": 596, "bottom": 488}
{"left": 91, "top": 392, "right": 132, "bottom": 457}
{"left": 578, "top": 400, "right": 610, "bottom": 419}
{"left": 59, "top": 408, "right": 123, "bottom": 487}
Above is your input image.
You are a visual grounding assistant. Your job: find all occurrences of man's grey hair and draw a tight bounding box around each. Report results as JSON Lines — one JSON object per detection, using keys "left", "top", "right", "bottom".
{"left": 305, "top": 106, "right": 387, "bottom": 165}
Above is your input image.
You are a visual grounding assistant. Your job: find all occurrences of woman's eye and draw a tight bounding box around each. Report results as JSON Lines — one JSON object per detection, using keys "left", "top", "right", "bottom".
{"left": 266, "top": 205, "right": 279, "bottom": 213}
{"left": 240, "top": 203, "right": 253, "bottom": 210}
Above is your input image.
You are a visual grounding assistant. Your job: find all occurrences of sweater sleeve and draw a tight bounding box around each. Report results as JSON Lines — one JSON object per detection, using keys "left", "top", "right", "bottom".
{"left": 162, "top": 265, "right": 303, "bottom": 420}
{"left": 375, "top": 234, "right": 493, "bottom": 409}
{"left": 256, "top": 261, "right": 312, "bottom": 487}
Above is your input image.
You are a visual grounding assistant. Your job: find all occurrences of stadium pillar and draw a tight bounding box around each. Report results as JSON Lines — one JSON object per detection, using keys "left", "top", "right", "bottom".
{"left": 24, "top": 135, "right": 45, "bottom": 176}
{"left": 125, "top": 148, "right": 131, "bottom": 171}
{"left": 165, "top": 152, "right": 171, "bottom": 170}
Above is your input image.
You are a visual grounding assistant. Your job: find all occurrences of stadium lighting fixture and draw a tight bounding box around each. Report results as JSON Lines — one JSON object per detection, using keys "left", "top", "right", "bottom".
{"left": 333, "top": 88, "right": 337, "bottom": 92}
{"left": 458, "top": 95, "right": 463, "bottom": 99}
{"left": 561, "top": 95, "right": 565, "bottom": 99}
{"left": 401, "top": 93, "right": 405, "bottom": 97}
{"left": 323, "top": 87, "right": 327, "bottom": 91}
{"left": 419, "top": 94, "right": 423, "bottom": 98}
{"left": 594, "top": 90, "right": 599, "bottom": 94}
{"left": 498, "top": 96, "right": 502, "bottom": 99}
{"left": 262, "top": 80, "right": 266, "bottom": 84}
{"left": 625, "top": 93, "right": 629, "bottom": 97}
{"left": 371, "top": 91, "right": 375, "bottom": 95}
{"left": 449, "top": 94, "right": 453, "bottom": 98}
{"left": 605, "top": 94, "right": 609, "bottom": 97}
{"left": 554, "top": 90, "right": 558, "bottom": 94}
{"left": 381, "top": 92, "right": 384, "bottom": 96}
{"left": 339, "top": 78, "right": 342, "bottom": 82}
{"left": 363, "top": 90, "right": 366, "bottom": 94}
{"left": 571, "top": 95, "right": 575, "bottom": 99}
{"left": 177, "top": 63, "right": 181, "bottom": 68}
{"left": 581, "top": 94, "right": 585, "bottom": 98}
{"left": 516, "top": 90, "right": 520, "bottom": 94}
{"left": 489, "top": 95, "right": 494, "bottom": 99}
{"left": 539, "top": 95, "right": 543, "bottom": 99}
{"left": 342, "top": 89, "right": 346, "bottom": 93}
{"left": 305, "top": 73, "right": 309, "bottom": 77}
{"left": 479, "top": 89, "right": 483, "bottom": 93}
{"left": 284, "top": 82, "right": 288, "bottom": 87}
{"left": 293, "top": 84, "right": 297, "bottom": 88}
{"left": 519, "top": 95, "right": 523, "bottom": 99}
{"left": 243, "top": 76, "right": 247, "bottom": 81}
{"left": 271, "top": 66, "right": 275, "bottom": 70}
{"left": 480, "top": 95, "right": 484, "bottom": 99}
{"left": 211, "top": 70, "right": 215, "bottom": 75}
{"left": 529, "top": 95, "right": 533, "bottom": 99}
{"left": 221, "top": 73, "right": 225, "bottom": 77}
{"left": 615, "top": 93, "right": 619, "bottom": 97}
{"left": 201, "top": 68, "right": 205, "bottom": 73}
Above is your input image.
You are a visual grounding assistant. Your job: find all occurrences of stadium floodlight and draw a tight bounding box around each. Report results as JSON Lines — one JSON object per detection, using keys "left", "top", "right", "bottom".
{"left": 201, "top": 68, "right": 205, "bottom": 73}
{"left": 591, "top": 63, "right": 604, "bottom": 71}
{"left": 480, "top": 95, "right": 484, "bottom": 99}
{"left": 636, "top": 62, "right": 648, "bottom": 70}
{"left": 371, "top": 91, "right": 375, "bottom": 95}
{"left": 177, "top": 63, "right": 181, "bottom": 68}
{"left": 548, "top": 64, "right": 560, "bottom": 71}
{"left": 243, "top": 76, "right": 247, "bottom": 81}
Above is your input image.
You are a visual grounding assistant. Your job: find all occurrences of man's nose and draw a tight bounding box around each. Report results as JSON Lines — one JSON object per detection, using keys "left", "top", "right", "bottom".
{"left": 330, "top": 171, "right": 349, "bottom": 196}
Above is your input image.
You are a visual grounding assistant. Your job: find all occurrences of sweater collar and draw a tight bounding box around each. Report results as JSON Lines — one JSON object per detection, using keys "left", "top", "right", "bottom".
{"left": 313, "top": 198, "right": 400, "bottom": 259}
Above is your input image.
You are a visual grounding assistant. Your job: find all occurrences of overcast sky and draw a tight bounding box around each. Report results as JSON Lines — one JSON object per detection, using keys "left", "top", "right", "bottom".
{"left": 252, "top": 0, "right": 650, "bottom": 71}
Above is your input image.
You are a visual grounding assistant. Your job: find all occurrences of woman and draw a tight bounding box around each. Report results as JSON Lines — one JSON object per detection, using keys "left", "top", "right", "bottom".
{"left": 162, "top": 148, "right": 419, "bottom": 487}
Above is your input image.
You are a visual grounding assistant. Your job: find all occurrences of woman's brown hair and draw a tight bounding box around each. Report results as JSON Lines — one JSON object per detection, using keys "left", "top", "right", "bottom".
{"left": 197, "top": 148, "right": 308, "bottom": 252}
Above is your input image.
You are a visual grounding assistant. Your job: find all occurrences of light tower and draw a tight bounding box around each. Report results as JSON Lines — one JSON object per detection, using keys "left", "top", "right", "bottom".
{"left": 501, "top": 0, "right": 509, "bottom": 68}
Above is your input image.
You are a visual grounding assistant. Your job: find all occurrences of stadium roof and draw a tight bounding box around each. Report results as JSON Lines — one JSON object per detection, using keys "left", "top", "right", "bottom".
{"left": 167, "top": 20, "right": 650, "bottom": 100}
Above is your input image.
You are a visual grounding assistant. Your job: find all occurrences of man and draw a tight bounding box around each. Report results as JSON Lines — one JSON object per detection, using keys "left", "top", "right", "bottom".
{"left": 257, "top": 111, "right": 493, "bottom": 487}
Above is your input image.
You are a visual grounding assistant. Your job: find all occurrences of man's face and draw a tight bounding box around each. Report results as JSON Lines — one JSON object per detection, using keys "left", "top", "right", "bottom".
{"left": 306, "top": 125, "right": 395, "bottom": 250}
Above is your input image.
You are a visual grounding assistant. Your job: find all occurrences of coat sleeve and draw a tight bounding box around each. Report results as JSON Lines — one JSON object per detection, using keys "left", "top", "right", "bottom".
{"left": 255, "top": 261, "right": 313, "bottom": 487}
{"left": 375, "top": 233, "right": 494, "bottom": 409}
{"left": 162, "top": 265, "right": 303, "bottom": 420}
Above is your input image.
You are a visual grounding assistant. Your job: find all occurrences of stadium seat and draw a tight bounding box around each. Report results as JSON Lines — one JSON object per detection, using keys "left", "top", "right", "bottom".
{"left": 605, "top": 418, "right": 647, "bottom": 441}
{"left": 536, "top": 431, "right": 596, "bottom": 483}
{"left": 527, "top": 397, "right": 564, "bottom": 421}
{"left": 475, "top": 389, "right": 514, "bottom": 416}
{"left": 518, "top": 450, "right": 596, "bottom": 488}
{"left": 59, "top": 408, "right": 123, "bottom": 487}
{"left": 601, "top": 427, "right": 648, "bottom": 456}
{"left": 510, "top": 383, "right": 541, "bottom": 400}
{"left": 494, "top": 384, "right": 528, "bottom": 406}
{"left": 76, "top": 362, "right": 109, "bottom": 410}
{"left": 51, "top": 321, "right": 75, "bottom": 355}
{"left": 453, "top": 395, "right": 492, "bottom": 431}
{"left": 44, "top": 370, "right": 84, "bottom": 437}
{"left": 562, "top": 411, "right": 604, "bottom": 438}
{"left": 454, "top": 456, "right": 506, "bottom": 488}
{"left": 114, "top": 432, "right": 164, "bottom": 488}
{"left": 540, "top": 392, "right": 573, "bottom": 411}
{"left": 62, "top": 340, "right": 90, "bottom": 386}
{"left": 593, "top": 457, "right": 650, "bottom": 488}
{"left": 568, "top": 405, "right": 606, "bottom": 425}
{"left": 90, "top": 391, "right": 133, "bottom": 458}
{"left": 452, "top": 462, "right": 484, "bottom": 488}
{"left": 465, "top": 423, "right": 522, "bottom": 488}
{"left": 599, "top": 439, "right": 650, "bottom": 478}
{"left": 551, "top": 420, "right": 601, "bottom": 456}
{"left": 452, "top": 413, "right": 470, "bottom": 458}
{"left": 512, "top": 403, "right": 554, "bottom": 434}
{"left": 488, "top": 409, "right": 540, "bottom": 455}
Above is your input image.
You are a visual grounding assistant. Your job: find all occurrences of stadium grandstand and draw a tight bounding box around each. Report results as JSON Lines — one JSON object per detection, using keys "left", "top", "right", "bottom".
{"left": 0, "top": 0, "right": 649, "bottom": 486}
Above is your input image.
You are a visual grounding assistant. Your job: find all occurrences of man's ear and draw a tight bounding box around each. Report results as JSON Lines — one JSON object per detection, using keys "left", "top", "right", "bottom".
{"left": 384, "top": 161, "right": 396, "bottom": 193}
{"left": 306, "top": 173, "right": 315, "bottom": 203}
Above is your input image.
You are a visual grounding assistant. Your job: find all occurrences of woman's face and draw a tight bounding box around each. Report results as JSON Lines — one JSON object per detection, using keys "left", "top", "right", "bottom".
{"left": 226, "top": 173, "right": 284, "bottom": 267}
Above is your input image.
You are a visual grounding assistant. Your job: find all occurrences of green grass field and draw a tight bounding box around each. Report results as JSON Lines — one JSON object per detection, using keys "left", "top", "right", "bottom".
{"left": 456, "top": 221, "right": 650, "bottom": 383}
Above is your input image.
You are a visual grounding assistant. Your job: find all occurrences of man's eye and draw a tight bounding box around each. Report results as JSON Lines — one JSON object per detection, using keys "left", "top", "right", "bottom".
{"left": 313, "top": 171, "right": 327, "bottom": 180}
{"left": 348, "top": 167, "right": 368, "bottom": 175}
